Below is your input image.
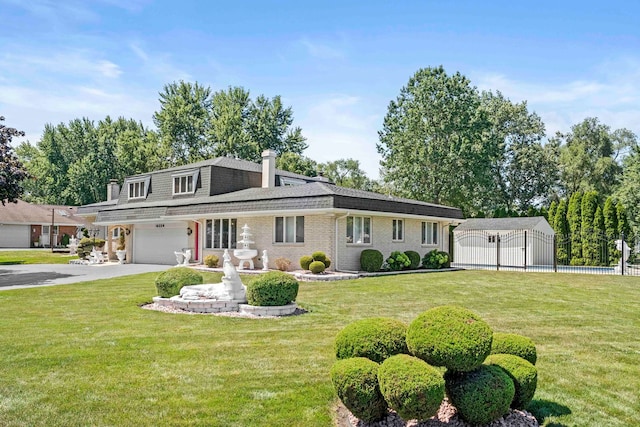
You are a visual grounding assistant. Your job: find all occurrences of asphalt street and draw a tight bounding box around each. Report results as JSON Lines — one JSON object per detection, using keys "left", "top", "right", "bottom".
{"left": 0, "top": 263, "right": 171, "bottom": 290}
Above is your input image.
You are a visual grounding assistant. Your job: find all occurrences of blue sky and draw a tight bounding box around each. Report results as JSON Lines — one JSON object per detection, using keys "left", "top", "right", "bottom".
{"left": 1, "top": 0, "right": 639, "bottom": 178}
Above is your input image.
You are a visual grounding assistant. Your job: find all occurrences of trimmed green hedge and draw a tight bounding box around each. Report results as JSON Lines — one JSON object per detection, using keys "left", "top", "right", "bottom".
{"left": 377, "top": 354, "right": 444, "bottom": 421}
{"left": 491, "top": 332, "right": 537, "bottom": 365}
{"left": 445, "top": 365, "right": 515, "bottom": 425}
{"left": 335, "top": 317, "right": 408, "bottom": 363}
{"left": 246, "top": 271, "right": 299, "bottom": 306}
{"left": 406, "top": 306, "right": 493, "bottom": 372}
{"left": 360, "top": 249, "right": 383, "bottom": 272}
{"left": 404, "top": 251, "right": 421, "bottom": 270}
{"left": 330, "top": 358, "right": 388, "bottom": 423}
{"left": 155, "top": 267, "right": 203, "bottom": 298}
{"left": 485, "top": 354, "right": 537, "bottom": 409}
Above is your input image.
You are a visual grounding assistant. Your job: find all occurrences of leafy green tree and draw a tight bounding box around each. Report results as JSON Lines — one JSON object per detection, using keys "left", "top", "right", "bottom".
{"left": 580, "top": 191, "right": 599, "bottom": 265}
{"left": 319, "top": 159, "right": 375, "bottom": 191}
{"left": 615, "top": 146, "right": 640, "bottom": 235}
{"left": 276, "top": 152, "right": 318, "bottom": 177}
{"left": 208, "top": 86, "right": 252, "bottom": 159}
{"left": 554, "top": 198, "right": 569, "bottom": 264}
{"left": 567, "top": 192, "right": 583, "bottom": 263}
{"left": 0, "top": 116, "right": 29, "bottom": 205}
{"left": 377, "top": 66, "right": 497, "bottom": 214}
{"left": 153, "top": 81, "right": 212, "bottom": 166}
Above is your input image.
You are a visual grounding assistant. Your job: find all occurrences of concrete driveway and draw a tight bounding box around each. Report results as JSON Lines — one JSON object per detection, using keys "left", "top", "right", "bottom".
{"left": 0, "top": 263, "right": 171, "bottom": 290}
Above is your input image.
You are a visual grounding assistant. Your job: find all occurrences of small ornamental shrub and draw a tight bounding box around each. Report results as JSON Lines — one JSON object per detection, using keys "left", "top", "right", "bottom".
{"left": 312, "top": 251, "right": 327, "bottom": 263}
{"left": 385, "top": 251, "right": 411, "bottom": 271}
{"left": 61, "top": 233, "right": 71, "bottom": 247}
{"left": 246, "top": 271, "right": 299, "bottom": 306}
{"left": 324, "top": 258, "right": 331, "bottom": 269}
{"left": 444, "top": 365, "right": 515, "bottom": 425}
{"left": 204, "top": 254, "right": 219, "bottom": 268}
{"left": 485, "top": 354, "right": 537, "bottom": 409}
{"left": 377, "top": 354, "right": 445, "bottom": 421}
{"left": 330, "top": 358, "right": 388, "bottom": 423}
{"left": 422, "top": 249, "right": 450, "bottom": 269}
{"left": 77, "top": 237, "right": 106, "bottom": 259}
{"left": 274, "top": 257, "right": 291, "bottom": 271}
{"left": 335, "top": 317, "right": 408, "bottom": 363}
{"left": 299, "top": 255, "right": 313, "bottom": 270}
{"left": 360, "top": 249, "right": 384, "bottom": 272}
{"left": 404, "top": 251, "right": 421, "bottom": 270}
{"left": 406, "top": 306, "right": 493, "bottom": 372}
{"left": 491, "top": 332, "right": 537, "bottom": 365}
{"left": 155, "top": 267, "right": 203, "bottom": 298}
{"left": 309, "top": 260, "right": 326, "bottom": 274}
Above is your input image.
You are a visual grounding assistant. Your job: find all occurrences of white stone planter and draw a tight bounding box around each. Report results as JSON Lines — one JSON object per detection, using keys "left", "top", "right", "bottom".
{"left": 238, "top": 303, "right": 297, "bottom": 317}
{"left": 116, "top": 250, "right": 127, "bottom": 264}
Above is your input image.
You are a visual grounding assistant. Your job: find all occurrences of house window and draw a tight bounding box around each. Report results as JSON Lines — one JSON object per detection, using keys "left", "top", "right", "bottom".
{"left": 275, "top": 216, "right": 304, "bottom": 243}
{"left": 42, "top": 225, "right": 58, "bottom": 235}
{"left": 112, "top": 228, "right": 121, "bottom": 239}
{"left": 205, "top": 219, "right": 237, "bottom": 249}
{"left": 172, "top": 169, "right": 199, "bottom": 196}
{"left": 128, "top": 180, "right": 146, "bottom": 199}
{"left": 392, "top": 219, "right": 404, "bottom": 242}
{"left": 422, "top": 222, "right": 438, "bottom": 245}
{"left": 347, "top": 216, "right": 371, "bottom": 244}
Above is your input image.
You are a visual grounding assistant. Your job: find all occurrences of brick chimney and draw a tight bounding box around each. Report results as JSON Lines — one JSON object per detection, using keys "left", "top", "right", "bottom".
{"left": 107, "top": 179, "right": 120, "bottom": 201}
{"left": 261, "top": 150, "right": 276, "bottom": 188}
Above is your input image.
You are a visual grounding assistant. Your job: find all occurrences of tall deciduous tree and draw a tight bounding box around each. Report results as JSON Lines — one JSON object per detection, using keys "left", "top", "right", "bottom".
{"left": 0, "top": 116, "right": 29, "bottom": 205}
{"left": 377, "top": 66, "right": 497, "bottom": 214}
{"left": 319, "top": 159, "right": 375, "bottom": 191}
{"left": 276, "top": 152, "right": 318, "bottom": 177}
{"left": 614, "top": 146, "right": 640, "bottom": 234}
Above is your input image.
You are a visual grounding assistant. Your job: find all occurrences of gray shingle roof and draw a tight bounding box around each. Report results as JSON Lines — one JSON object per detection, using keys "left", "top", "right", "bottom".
{"left": 454, "top": 216, "right": 548, "bottom": 231}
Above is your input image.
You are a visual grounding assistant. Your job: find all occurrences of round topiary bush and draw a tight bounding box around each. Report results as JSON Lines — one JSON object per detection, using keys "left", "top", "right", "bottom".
{"left": 444, "top": 365, "right": 515, "bottom": 425}
{"left": 299, "top": 255, "right": 313, "bottom": 270}
{"left": 491, "top": 332, "right": 537, "bottom": 365}
{"left": 330, "top": 358, "right": 388, "bottom": 423}
{"left": 312, "top": 251, "right": 327, "bottom": 263}
{"left": 360, "top": 249, "right": 384, "bottom": 272}
{"left": 155, "top": 267, "right": 203, "bottom": 298}
{"left": 309, "top": 260, "right": 326, "bottom": 274}
{"left": 246, "top": 271, "right": 299, "bottom": 306}
{"left": 335, "top": 317, "right": 408, "bottom": 363}
{"left": 406, "top": 306, "right": 493, "bottom": 372}
{"left": 404, "top": 251, "right": 421, "bottom": 270}
{"left": 485, "top": 354, "right": 537, "bottom": 409}
{"left": 324, "top": 258, "right": 331, "bottom": 269}
{"left": 377, "top": 354, "right": 445, "bottom": 421}
{"left": 204, "top": 254, "right": 219, "bottom": 268}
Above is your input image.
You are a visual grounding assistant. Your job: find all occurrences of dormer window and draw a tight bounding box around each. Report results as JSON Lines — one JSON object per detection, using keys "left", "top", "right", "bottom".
{"left": 172, "top": 170, "right": 199, "bottom": 196}
{"left": 127, "top": 177, "right": 150, "bottom": 200}
{"left": 279, "top": 176, "right": 307, "bottom": 186}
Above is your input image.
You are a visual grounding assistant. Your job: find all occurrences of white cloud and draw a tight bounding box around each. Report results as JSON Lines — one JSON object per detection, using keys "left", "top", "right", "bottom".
{"left": 0, "top": 50, "right": 122, "bottom": 80}
{"left": 128, "top": 42, "right": 192, "bottom": 82}
{"left": 299, "top": 38, "right": 346, "bottom": 60}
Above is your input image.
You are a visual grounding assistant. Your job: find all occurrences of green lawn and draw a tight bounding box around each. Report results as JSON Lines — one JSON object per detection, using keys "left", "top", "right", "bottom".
{"left": 0, "top": 270, "right": 638, "bottom": 426}
{"left": 0, "top": 250, "right": 78, "bottom": 265}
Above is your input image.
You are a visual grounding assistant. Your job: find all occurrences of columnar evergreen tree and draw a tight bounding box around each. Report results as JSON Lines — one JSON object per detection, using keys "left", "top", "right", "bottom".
{"left": 554, "top": 199, "right": 570, "bottom": 264}
{"left": 581, "top": 191, "right": 599, "bottom": 265}
{"left": 594, "top": 205, "right": 606, "bottom": 265}
{"left": 617, "top": 202, "right": 631, "bottom": 240}
{"left": 548, "top": 200, "right": 557, "bottom": 230}
{"left": 603, "top": 196, "right": 619, "bottom": 265}
{"left": 567, "top": 192, "right": 583, "bottom": 263}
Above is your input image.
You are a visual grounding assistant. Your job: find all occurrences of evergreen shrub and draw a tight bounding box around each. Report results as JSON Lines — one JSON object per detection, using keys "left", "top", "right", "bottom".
{"left": 246, "top": 271, "right": 299, "bottom": 306}
{"left": 385, "top": 251, "right": 411, "bottom": 271}
{"left": 360, "top": 249, "right": 384, "bottom": 272}
{"left": 155, "top": 267, "right": 203, "bottom": 298}
{"left": 335, "top": 317, "right": 408, "bottom": 363}
{"left": 377, "top": 354, "right": 445, "bottom": 421}
{"left": 299, "top": 255, "right": 313, "bottom": 270}
{"left": 485, "top": 354, "right": 537, "bottom": 409}
{"left": 204, "top": 254, "right": 219, "bottom": 268}
{"left": 309, "top": 261, "right": 326, "bottom": 274}
{"left": 312, "top": 251, "right": 327, "bottom": 263}
{"left": 422, "top": 249, "right": 450, "bottom": 269}
{"left": 404, "top": 251, "right": 421, "bottom": 269}
{"left": 444, "top": 365, "right": 515, "bottom": 425}
{"left": 406, "top": 306, "right": 492, "bottom": 372}
{"left": 491, "top": 332, "right": 537, "bottom": 365}
{"left": 330, "top": 358, "right": 388, "bottom": 423}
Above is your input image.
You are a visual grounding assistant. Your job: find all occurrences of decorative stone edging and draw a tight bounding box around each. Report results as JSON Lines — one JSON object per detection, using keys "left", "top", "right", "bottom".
{"left": 238, "top": 303, "right": 297, "bottom": 317}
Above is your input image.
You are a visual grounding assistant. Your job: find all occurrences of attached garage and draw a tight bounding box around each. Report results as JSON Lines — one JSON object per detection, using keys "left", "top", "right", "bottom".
{"left": 0, "top": 224, "right": 30, "bottom": 248}
{"left": 133, "top": 222, "right": 189, "bottom": 265}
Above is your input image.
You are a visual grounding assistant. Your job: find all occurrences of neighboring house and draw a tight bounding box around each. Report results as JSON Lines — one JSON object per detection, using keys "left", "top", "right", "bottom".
{"left": 78, "top": 151, "right": 464, "bottom": 270}
{"left": 0, "top": 200, "right": 87, "bottom": 248}
{"left": 452, "top": 217, "right": 555, "bottom": 268}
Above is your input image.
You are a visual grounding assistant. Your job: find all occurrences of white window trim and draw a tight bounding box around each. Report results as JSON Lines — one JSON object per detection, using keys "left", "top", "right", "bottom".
{"left": 392, "top": 219, "right": 404, "bottom": 242}
{"left": 172, "top": 169, "right": 200, "bottom": 196}
{"left": 127, "top": 176, "right": 151, "bottom": 200}
{"left": 421, "top": 221, "right": 439, "bottom": 246}
{"left": 274, "top": 216, "right": 305, "bottom": 244}
{"left": 346, "top": 216, "right": 372, "bottom": 246}
{"left": 205, "top": 218, "right": 237, "bottom": 249}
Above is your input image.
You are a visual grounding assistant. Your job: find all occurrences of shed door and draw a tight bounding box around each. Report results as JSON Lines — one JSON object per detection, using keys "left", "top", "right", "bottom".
{"left": 133, "top": 222, "right": 189, "bottom": 265}
{"left": 0, "top": 224, "right": 30, "bottom": 248}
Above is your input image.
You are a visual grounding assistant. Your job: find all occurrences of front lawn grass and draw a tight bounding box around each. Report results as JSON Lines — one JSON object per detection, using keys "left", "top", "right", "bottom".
{"left": 0, "top": 270, "right": 638, "bottom": 426}
{"left": 0, "top": 250, "right": 78, "bottom": 265}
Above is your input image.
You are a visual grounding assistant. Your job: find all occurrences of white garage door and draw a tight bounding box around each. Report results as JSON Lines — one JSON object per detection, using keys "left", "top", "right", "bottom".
{"left": 133, "top": 222, "right": 189, "bottom": 265}
{"left": 0, "top": 224, "right": 30, "bottom": 248}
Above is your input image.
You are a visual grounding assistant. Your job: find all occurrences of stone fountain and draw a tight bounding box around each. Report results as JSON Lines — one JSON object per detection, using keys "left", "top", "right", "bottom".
{"left": 233, "top": 224, "right": 258, "bottom": 270}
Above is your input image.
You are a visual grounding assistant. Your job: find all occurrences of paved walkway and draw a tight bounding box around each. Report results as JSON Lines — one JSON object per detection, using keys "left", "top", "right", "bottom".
{"left": 0, "top": 263, "right": 171, "bottom": 290}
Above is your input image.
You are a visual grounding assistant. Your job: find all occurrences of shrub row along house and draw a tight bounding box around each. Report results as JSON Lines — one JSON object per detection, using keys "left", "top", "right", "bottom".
{"left": 78, "top": 151, "right": 463, "bottom": 270}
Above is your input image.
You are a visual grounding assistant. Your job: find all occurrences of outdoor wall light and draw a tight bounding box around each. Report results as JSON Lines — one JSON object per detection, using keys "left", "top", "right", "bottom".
{"left": 187, "top": 227, "right": 193, "bottom": 236}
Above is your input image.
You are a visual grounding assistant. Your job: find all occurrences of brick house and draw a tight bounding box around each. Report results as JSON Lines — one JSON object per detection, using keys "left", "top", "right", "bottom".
{"left": 78, "top": 151, "right": 464, "bottom": 270}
